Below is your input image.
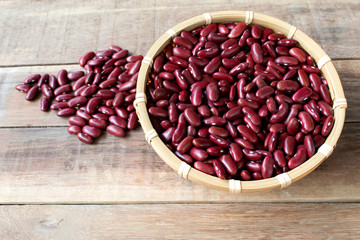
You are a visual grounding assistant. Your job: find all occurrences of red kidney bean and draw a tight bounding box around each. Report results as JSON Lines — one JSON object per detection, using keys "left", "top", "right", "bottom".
{"left": 237, "top": 125, "right": 258, "bottom": 143}
{"left": 98, "top": 106, "right": 114, "bottom": 116}
{"left": 284, "top": 136, "right": 296, "bottom": 156}
{"left": 209, "top": 135, "right": 231, "bottom": 147}
{"left": 319, "top": 84, "right": 332, "bottom": 104}
{"left": 229, "top": 143, "right": 243, "bottom": 162}
{"left": 266, "top": 97, "right": 277, "bottom": 113}
{"left": 261, "top": 156, "right": 274, "bottom": 179}
{"left": 273, "top": 150, "right": 286, "bottom": 168}
{"left": 234, "top": 138, "right": 254, "bottom": 150}
{"left": 302, "top": 65, "right": 321, "bottom": 74}
{"left": 251, "top": 24, "right": 261, "bottom": 39}
{"left": 194, "top": 161, "right": 215, "bottom": 175}
{"left": 40, "top": 97, "right": 50, "bottom": 111}
{"left": 229, "top": 62, "right": 248, "bottom": 75}
{"left": 277, "top": 80, "right": 300, "bottom": 92}
{"left": 184, "top": 108, "right": 201, "bottom": 127}
{"left": 23, "top": 74, "right": 41, "bottom": 84}
{"left": 309, "top": 73, "right": 321, "bottom": 92}
{"left": 322, "top": 116, "right": 334, "bottom": 137}
{"left": 195, "top": 105, "right": 210, "bottom": 118}
{"left": 176, "top": 136, "right": 194, "bottom": 154}
{"left": 89, "top": 118, "right": 107, "bottom": 129}
{"left": 256, "top": 86, "right": 274, "bottom": 99}
{"left": 76, "top": 109, "right": 91, "bottom": 121}
{"left": 193, "top": 138, "right": 213, "bottom": 148}
{"left": 240, "top": 170, "right": 251, "bottom": 180}
{"left": 304, "top": 135, "right": 315, "bottom": 158}
{"left": 15, "top": 84, "right": 31, "bottom": 93}
{"left": 250, "top": 43, "right": 263, "bottom": 64}
{"left": 57, "top": 69, "right": 68, "bottom": 86}
{"left": 269, "top": 123, "right": 286, "bottom": 133}
{"left": 69, "top": 116, "right": 87, "bottom": 127}
{"left": 37, "top": 74, "right": 49, "bottom": 87}
{"left": 304, "top": 103, "right": 320, "bottom": 122}
{"left": 190, "top": 147, "right": 208, "bottom": 161}
{"left": 173, "top": 36, "right": 193, "bottom": 50}
{"left": 270, "top": 102, "right": 289, "bottom": 123}
{"left": 258, "top": 105, "right": 268, "bottom": 118}
{"left": 299, "top": 111, "right": 315, "bottom": 132}
{"left": 79, "top": 52, "right": 95, "bottom": 67}
{"left": 268, "top": 132, "right": 278, "bottom": 152}
{"left": 67, "top": 96, "right": 87, "bottom": 108}
{"left": 212, "top": 160, "right": 227, "bottom": 179}
{"left": 106, "top": 125, "right": 125, "bottom": 137}
{"left": 78, "top": 133, "right": 93, "bottom": 144}
{"left": 313, "top": 135, "right": 325, "bottom": 148}
{"left": 275, "top": 56, "right": 299, "bottom": 66}
{"left": 289, "top": 47, "right": 307, "bottom": 63}
{"left": 292, "top": 87, "right": 312, "bottom": 103}
{"left": 25, "top": 86, "right": 40, "bottom": 101}
{"left": 242, "top": 107, "right": 261, "bottom": 126}
{"left": 221, "top": 44, "right": 241, "bottom": 58}
{"left": 228, "top": 22, "right": 246, "bottom": 38}
{"left": 127, "top": 112, "right": 138, "bottom": 130}
{"left": 204, "top": 56, "right": 221, "bottom": 74}
{"left": 92, "top": 112, "right": 109, "bottom": 121}
{"left": 288, "top": 146, "right": 307, "bottom": 169}
{"left": 219, "top": 154, "right": 237, "bottom": 175}
{"left": 205, "top": 146, "right": 223, "bottom": 157}
{"left": 67, "top": 71, "right": 84, "bottom": 81}
{"left": 39, "top": 84, "right": 53, "bottom": 100}
{"left": 50, "top": 102, "right": 68, "bottom": 110}
{"left": 278, "top": 39, "right": 298, "bottom": 47}
{"left": 55, "top": 94, "right": 73, "bottom": 102}
{"left": 54, "top": 84, "right": 72, "bottom": 96}
{"left": 190, "top": 86, "right": 203, "bottom": 106}
{"left": 223, "top": 106, "right": 242, "bottom": 121}
{"left": 68, "top": 125, "right": 81, "bottom": 135}
{"left": 82, "top": 125, "right": 102, "bottom": 138}
{"left": 126, "top": 55, "right": 143, "bottom": 63}
{"left": 245, "top": 161, "right": 262, "bottom": 172}
{"left": 276, "top": 46, "right": 290, "bottom": 56}
{"left": 108, "top": 116, "right": 126, "bottom": 129}
{"left": 287, "top": 118, "right": 300, "bottom": 136}
{"left": 161, "top": 127, "right": 175, "bottom": 142}
{"left": 208, "top": 126, "right": 229, "bottom": 138}
{"left": 57, "top": 108, "right": 76, "bottom": 117}
{"left": 317, "top": 101, "right": 333, "bottom": 117}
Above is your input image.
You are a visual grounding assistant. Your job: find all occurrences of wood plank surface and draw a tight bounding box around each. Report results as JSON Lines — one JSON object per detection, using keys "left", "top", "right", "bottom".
{"left": 0, "top": 122, "right": 357, "bottom": 204}
{"left": 1, "top": 60, "right": 358, "bottom": 128}
{"left": 0, "top": 203, "right": 358, "bottom": 240}
{"left": 0, "top": 0, "right": 359, "bottom": 238}
{"left": 0, "top": 0, "right": 359, "bottom": 66}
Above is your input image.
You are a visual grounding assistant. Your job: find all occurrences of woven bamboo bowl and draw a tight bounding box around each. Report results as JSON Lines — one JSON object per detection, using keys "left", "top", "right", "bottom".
{"left": 134, "top": 11, "right": 347, "bottom": 193}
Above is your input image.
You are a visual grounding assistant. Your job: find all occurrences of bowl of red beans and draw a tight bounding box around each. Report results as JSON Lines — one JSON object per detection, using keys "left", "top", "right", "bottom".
{"left": 134, "top": 11, "right": 347, "bottom": 193}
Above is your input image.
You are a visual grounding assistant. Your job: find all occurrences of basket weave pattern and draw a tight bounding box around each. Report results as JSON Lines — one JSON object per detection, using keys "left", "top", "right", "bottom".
{"left": 135, "top": 11, "right": 347, "bottom": 193}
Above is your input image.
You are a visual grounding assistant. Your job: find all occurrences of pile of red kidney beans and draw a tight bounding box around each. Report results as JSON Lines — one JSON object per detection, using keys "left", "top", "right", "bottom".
{"left": 146, "top": 22, "right": 335, "bottom": 180}
{"left": 15, "top": 22, "right": 335, "bottom": 181}
{"left": 15, "top": 45, "right": 142, "bottom": 144}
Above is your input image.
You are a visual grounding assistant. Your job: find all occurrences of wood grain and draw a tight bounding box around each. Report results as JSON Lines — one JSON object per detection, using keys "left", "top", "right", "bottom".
{"left": 0, "top": 0, "right": 359, "bottom": 66}
{"left": 1, "top": 60, "right": 358, "bottom": 128}
{"left": 0, "top": 203, "right": 358, "bottom": 240}
{"left": 0, "top": 122, "right": 357, "bottom": 204}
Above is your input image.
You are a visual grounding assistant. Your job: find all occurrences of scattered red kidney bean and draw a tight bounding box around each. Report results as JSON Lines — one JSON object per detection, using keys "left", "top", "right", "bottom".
{"left": 15, "top": 45, "right": 141, "bottom": 144}
{"left": 146, "top": 22, "right": 334, "bottom": 180}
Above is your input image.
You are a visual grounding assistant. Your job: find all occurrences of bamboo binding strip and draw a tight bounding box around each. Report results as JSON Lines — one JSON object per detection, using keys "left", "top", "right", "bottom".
{"left": 135, "top": 11, "right": 347, "bottom": 193}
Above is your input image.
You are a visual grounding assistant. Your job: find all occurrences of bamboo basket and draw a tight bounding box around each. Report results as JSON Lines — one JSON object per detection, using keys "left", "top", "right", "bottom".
{"left": 134, "top": 11, "right": 347, "bottom": 193}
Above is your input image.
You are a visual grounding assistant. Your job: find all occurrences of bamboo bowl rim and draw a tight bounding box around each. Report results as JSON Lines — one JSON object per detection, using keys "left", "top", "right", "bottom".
{"left": 135, "top": 11, "right": 347, "bottom": 193}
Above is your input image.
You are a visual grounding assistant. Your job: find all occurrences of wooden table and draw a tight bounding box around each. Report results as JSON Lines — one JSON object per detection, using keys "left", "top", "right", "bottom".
{"left": 0, "top": 1, "right": 359, "bottom": 239}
